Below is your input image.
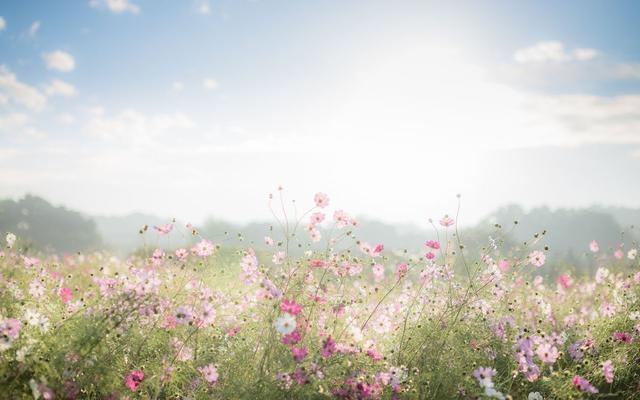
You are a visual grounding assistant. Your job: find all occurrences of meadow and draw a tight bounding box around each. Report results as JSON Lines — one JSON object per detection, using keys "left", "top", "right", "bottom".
{"left": 1, "top": 191, "right": 639, "bottom": 399}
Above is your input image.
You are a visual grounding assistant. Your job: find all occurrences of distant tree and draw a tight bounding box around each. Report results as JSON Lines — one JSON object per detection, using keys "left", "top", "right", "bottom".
{"left": 0, "top": 194, "right": 102, "bottom": 253}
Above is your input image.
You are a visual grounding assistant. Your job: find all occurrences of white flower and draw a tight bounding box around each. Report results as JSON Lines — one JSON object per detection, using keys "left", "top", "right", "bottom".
{"left": 628, "top": 249, "right": 637, "bottom": 260}
{"left": 274, "top": 313, "right": 296, "bottom": 334}
{"left": 5, "top": 233, "right": 16, "bottom": 248}
{"left": 528, "top": 392, "right": 543, "bottom": 400}
{"left": 24, "top": 309, "right": 41, "bottom": 326}
{"left": 272, "top": 251, "right": 286, "bottom": 265}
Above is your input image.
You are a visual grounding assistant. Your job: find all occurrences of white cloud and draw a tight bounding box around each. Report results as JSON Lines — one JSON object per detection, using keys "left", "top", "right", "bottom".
{"left": 86, "top": 108, "right": 196, "bottom": 143}
{"left": 28, "top": 21, "right": 40, "bottom": 37}
{"left": 514, "top": 41, "right": 599, "bottom": 63}
{"left": 45, "top": 79, "right": 77, "bottom": 97}
{"left": 172, "top": 81, "right": 184, "bottom": 91}
{"left": 0, "top": 113, "right": 29, "bottom": 130}
{"left": 0, "top": 65, "right": 47, "bottom": 111}
{"left": 196, "top": 1, "right": 211, "bottom": 14}
{"left": 42, "top": 51, "right": 75, "bottom": 72}
{"left": 89, "top": 0, "right": 140, "bottom": 14}
{"left": 0, "top": 17, "right": 6, "bottom": 32}
{"left": 203, "top": 78, "right": 218, "bottom": 90}
{"left": 614, "top": 63, "right": 640, "bottom": 80}
{"left": 573, "top": 48, "right": 599, "bottom": 61}
{"left": 57, "top": 113, "right": 76, "bottom": 125}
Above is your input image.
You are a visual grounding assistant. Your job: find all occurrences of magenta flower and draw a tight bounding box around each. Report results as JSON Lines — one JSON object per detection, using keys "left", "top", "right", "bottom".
{"left": 425, "top": 252, "right": 436, "bottom": 260}
{"left": 291, "top": 346, "right": 308, "bottom": 363}
{"left": 425, "top": 240, "right": 440, "bottom": 249}
{"left": 613, "top": 331, "right": 633, "bottom": 343}
{"left": 557, "top": 274, "right": 572, "bottom": 289}
{"left": 572, "top": 375, "right": 598, "bottom": 394}
{"left": 281, "top": 330, "right": 301, "bottom": 345}
{"left": 395, "top": 263, "right": 408, "bottom": 278}
{"left": 280, "top": 299, "right": 302, "bottom": 316}
{"left": 321, "top": 336, "right": 337, "bottom": 358}
{"left": 125, "top": 370, "right": 144, "bottom": 391}
{"left": 58, "top": 287, "right": 73, "bottom": 303}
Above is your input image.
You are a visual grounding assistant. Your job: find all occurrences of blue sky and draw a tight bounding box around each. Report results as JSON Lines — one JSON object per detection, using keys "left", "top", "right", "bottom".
{"left": 0, "top": 0, "right": 639, "bottom": 225}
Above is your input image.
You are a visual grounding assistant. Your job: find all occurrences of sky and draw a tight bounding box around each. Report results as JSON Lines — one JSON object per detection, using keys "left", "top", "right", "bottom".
{"left": 0, "top": 0, "right": 639, "bottom": 226}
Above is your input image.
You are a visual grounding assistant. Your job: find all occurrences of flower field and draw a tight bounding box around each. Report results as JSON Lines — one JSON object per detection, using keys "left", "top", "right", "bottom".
{"left": 1, "top": 192, "right": 640, "bottom": 399}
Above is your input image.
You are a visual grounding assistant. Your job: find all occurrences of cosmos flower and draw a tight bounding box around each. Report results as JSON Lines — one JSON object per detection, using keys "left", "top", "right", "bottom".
{"left": 5, "top": 233, "right": 16, "bottom": 248}
{"left": 153, "top": 223, "right": 173, "bottom": 235}
{"left": 198, "top": 363, "right": 219, "bottom": 384}
{"left": 314, "top": 192, "right": 330, "bottom": 208}
{"left": 572, "top": 375, "right": 598, "bottom": 394}
{"left": 280, "top": 299, "right": 302, "bottom": 316}
{"left": 528, "top": 250, "right": 546, "bottom": 267}
{"left": 125, "top": 370, "right": 144, "bottom": 391}
{"left": 439, "top": 215, "right": 455, "bottom": 227}
{"left": 589, "top": 240, "right": 599, "bottom": 252}
{"left": 603, "top": 360, "right": 614, "bottom": 383}
{"left": 274, "top": 313, "right": 296, "bottom": 335}
{"left": 193, "top": 239, "right": 215, "bottom": 257}
{"left": 291, "top": 346, "right": 308, "bottom": 363}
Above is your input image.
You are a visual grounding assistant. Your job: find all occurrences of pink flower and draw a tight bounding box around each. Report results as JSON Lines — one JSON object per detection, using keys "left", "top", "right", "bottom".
{"left": 58, "top": 287, "right": 73, "bottom": 303}
{"left": 272, "top": 251, "right": 286, "bottom": 265}
{"left": 153, "top": 223, "right": 173, "bottom": 235}
{"left": 310, "top": 259, "right": 326, "bottom": 268}
{"left": 175, "top": 248, "right": 188, "bottom": 260}
{"left": 372, "top": 264, "right": 385, "bottom": 282}
{"left": 589, "top": 240, "right": 599, "bottom": 252}
{"left": 557, "top": 274, "right": 572, "bottom": 289}
{"left": 366, "top": 348, "right": 382, "bottom": 362}
{"left": 536, "top": 343, "right": 559, "bottom": 364}
{"left": 425, "top": 240, "right": 440, "bottom": 249}
{"left": 198, "top": 363, "right": 219, "bottom": 384}
{"left": 528, "top": 250, "right": 546, "bottom": 267}
{"left": 603, "top": 360, "right": 614, "bottom": 383}
{"left": 282, "top": 330, "right": 302, "bottom": 345}
{"left": 125, "top": 370, "right": 144, "bottom": 391}
{"left": 310, "top": 212, "right": 325, "bottom": 224}
{"left": 498, "top": 260, "right": 509, "bottom": 273}
{"left": 572, "top": 375, "right": 598, "bottom": 394}
{"left": 23, "top": 256, "right": 40, "bottom": 268}
{"left": 193, "top": 239, "right": 215, "bottom": 257}
{"left": 439, "top": 215, "right": 455, "bottom": 227}
{"left": 321, "top": 336, "right": 337, "bottom": 358}
{"left": 292, "top": 346, "right": 308, "bottom": 363}
{"left": 395, "top": 263, "right": 408, "bottom": 278}
{"left": 281, "top": 299, "right": 303, "bottom": 316}
{"left": 425, "top": 252, "right": 435, "bottom": 260}
{"left": 614, "top": 248, "right": 624, "bottom": 259}
{"left": 333, "top": 210, "right": 350, "bottom": 228}
{"left": 1, "top": 318, "right": 21, "bottom": 339}
{"left": 314, "top": 192, "right": 330, "bottom": 208}
{"left": 372, "top": 244, "right": 384, "bottom": 257}
{"left": 613, "top": 331, "right": 633, "bottom": 344}
{"left": 264, "top": 236, "right": 274, "bottom": 246}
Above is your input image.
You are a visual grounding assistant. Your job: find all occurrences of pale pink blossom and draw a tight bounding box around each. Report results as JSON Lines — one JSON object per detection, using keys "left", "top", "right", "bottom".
{"left": 314, "top": 192, "right": 330, "bottom": 208}
{"left": 528, "top": 250, "right": 546, "bottom": 267}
